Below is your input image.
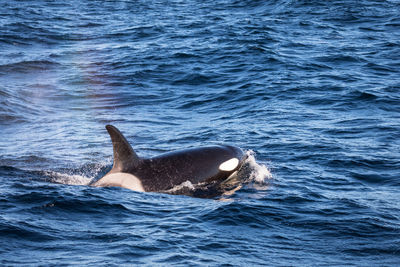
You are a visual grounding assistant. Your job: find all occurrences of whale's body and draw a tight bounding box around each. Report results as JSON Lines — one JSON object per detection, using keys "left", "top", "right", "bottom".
{"left": 91, "top": 125, "right": 246, "bottom": 193}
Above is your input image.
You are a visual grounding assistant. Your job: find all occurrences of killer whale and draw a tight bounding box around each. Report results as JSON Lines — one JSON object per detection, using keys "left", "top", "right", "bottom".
{"left": 91, "top": 125, "right": 247, "bottom": 193}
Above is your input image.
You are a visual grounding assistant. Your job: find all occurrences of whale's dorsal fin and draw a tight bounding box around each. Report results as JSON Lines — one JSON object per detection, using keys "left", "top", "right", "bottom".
{"left": 106, "top": 125, "right": 140, "bottom": 173}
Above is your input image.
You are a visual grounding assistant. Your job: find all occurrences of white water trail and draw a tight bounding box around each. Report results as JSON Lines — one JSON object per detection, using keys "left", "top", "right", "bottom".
{"left": 44, "top": 171, "right": 92, "bottom": 185}
{"left": 43, "top": 162, "right": 108, "bottom": 186}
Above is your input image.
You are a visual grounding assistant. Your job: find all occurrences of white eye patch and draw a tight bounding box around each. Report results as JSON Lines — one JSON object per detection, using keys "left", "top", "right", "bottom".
{"left": 219, "top": 158, "right": 239, "bottom": 172}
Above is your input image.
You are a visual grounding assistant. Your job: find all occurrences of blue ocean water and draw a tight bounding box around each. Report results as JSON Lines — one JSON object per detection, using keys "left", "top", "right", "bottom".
{"left": 1, "top": 0, "right": 400, "bottom": 265}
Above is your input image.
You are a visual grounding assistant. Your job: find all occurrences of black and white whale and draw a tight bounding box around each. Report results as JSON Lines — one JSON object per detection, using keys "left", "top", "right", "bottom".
{"left": 91, "top": 125, "right": 247, "bottom": 193}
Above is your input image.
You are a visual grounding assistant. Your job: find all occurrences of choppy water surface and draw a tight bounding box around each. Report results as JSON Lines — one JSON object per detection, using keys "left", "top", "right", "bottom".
{"left": 1, "top": 0, "right": 400, "bottom": 265}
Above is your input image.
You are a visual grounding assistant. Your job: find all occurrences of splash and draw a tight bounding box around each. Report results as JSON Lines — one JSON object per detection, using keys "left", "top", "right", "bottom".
{"left": 43, "top": 171, "right": 92, "bottom": 186}
{"left": 42, "top": 162, "right": 108, "bottom": 186}
{"left": 241, "top": 150, "right": 272, "bottom": 183}
{"left": 164, "top": 180, "right": 196, "bottom": 193}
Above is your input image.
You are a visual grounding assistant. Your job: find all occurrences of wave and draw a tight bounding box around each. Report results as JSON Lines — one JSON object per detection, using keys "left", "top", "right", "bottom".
{"left": 0, "top": 221, "right": 57, "bottom": 242}
{"left": 0, "top": 60, "right": 60, "bottom": 74}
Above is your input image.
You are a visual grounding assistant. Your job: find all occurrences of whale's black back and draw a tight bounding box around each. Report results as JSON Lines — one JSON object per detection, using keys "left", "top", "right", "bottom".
{"left": 102, "top": 125, "right": 245, "bottom": 192}
{"left": 131, "top": 145, "right": 244, "bottom": 191}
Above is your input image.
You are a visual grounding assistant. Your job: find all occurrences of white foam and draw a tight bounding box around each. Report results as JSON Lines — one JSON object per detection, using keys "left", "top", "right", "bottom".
{"left": 43, "top": 161, "right": 108, "bottom": 186}
{"left": 44, "top": 171, "right": 92, "bottom": 186}
{"left": 244, "top": 150, "right": 272, "bottom": 183}
{"left": 165, "top": 180, "right": 195, "bottom": 193}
